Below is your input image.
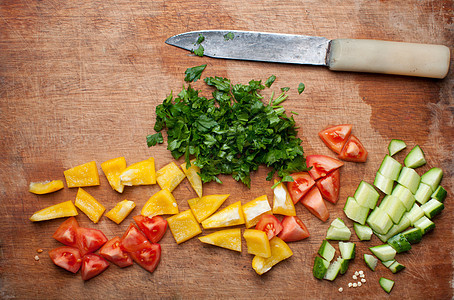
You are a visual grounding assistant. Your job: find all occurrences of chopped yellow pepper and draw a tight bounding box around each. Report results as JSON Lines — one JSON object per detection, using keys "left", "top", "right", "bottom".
{"left": 242, "top": 195, "right": 272, "bottom": 228}
{"left": 141, "top": 189, "right": 178, "bottom": 217}
{"left": 74, "top": 188, "right": 106, "bottom": 223}
{"left": 272, "top": 180, "right": 296, "bottom": 216}
{"left": 201, "top": 201, "right": 245, "bottom": 229}
{"left": 243, "top": 229, "right": 271, "bottom": 258}
{"left": 105, "top": 200, "right": 136, "bottom": 224}
{"left": 188, "top": 194, "right": 230, "bottom": 223}
{"left": 252, "top": 236, "right": 293, "bottom": 275}
{"left": 180, "top": 159, "right": 202, "bottom": 198}
{"left": 156, "top": 162, "right": 186, "bottom": 192}
{"left": 101, "top": 157, "right": 127, "bottom": 193}
{"left": 64, "top": 161, "right": 100, "bottom": 188}
{"left": 29, "top": 180, "right": 64, "bottom": 194}
{"left": 29, "top": 200, "right": 78, "bottom": 222}
{"left": 198, "top": 228, "right": 242, "bottom": 252}
{"left": 120, "top": 157, "right": 156, "bottom": 186}
{"left": 167, "top": 210, "right": 202, "bottom": 244}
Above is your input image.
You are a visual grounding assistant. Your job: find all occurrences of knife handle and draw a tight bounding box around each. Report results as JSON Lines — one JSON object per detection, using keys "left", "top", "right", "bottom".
{"left": 328, "top": 39, "right": 450, "bottom": 79}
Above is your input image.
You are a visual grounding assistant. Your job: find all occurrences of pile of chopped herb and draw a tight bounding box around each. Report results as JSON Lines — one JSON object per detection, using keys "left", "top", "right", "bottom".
{"left": 147, "top": 65, "right": 308, "bottom": 187}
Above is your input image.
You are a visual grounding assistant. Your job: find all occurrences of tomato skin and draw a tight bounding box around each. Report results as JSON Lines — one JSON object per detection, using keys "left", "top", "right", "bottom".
{"left": 318, "top": 124, "right": 352, "bottom": 154}
{"left": 76, "top": 227, "right": 108, "bottom": 257}
{"left": 338, "top": 135, "right": 368, "bottom": 163}
{"left": 121, "top": 223, "right": 149, "bottom": 253}
{"left": 306, "top": 155, "right": 343, "bottom": 180}
{"left": 316, "top": 169, "right": 340, "bottom": 204}
{"left": 81, "top": 253, "right": 110, "bottom": 281}
{"left": 300, "top": 186, "right": 329, "bottom": 222}
{"left": 255, "top": 215, "right": 283, "bottom": 240}
{"left": 52, "top": 217, "right": 79, "bottom": 247}
{"left": 99, "top": 236, "right": 133, "bottom": 268}
{"left": 278, "top": 216, "right": 310, "bottom": 242}
{"left": 49, "top": 246, "right": 82, "bottom": 274}
{"left": 133, "top": 215, "right": 168, "bottom": 243}
{"left": 129, "top": 241, "right": 161, "bottom": 274}
{"left": 287, "top": 172, "right": 316, "bottom": 204}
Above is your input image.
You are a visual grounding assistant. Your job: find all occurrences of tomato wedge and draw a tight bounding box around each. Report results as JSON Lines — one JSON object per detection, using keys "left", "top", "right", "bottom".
{"left": 129, "top": 241, "right": 161, "bottom": 274}
{"left": 338, "top": 134, "right": 368, "bottom": 163}
{"left": 121, "top": 223, "right": 149, "bottom": 253}
{"left": 76, "top": 227, "right": 108, "bottom": 256}
{"left": 81, "top": 253, "right": 110, "bottom": 280}
{"left": 306, "top": 155, "right": 343, "bottom": 180}
{"left": 49, "top": 246, "right": 82, "bottom": 274}
{"left": 316, "top": 169, "right": 340, "bottom": 204}
{"left": 133, "top": 215, "right": 168, "bottom": 244}
{"left": 318, "top": 124, "right": 352, "bottom": 154}
{"left": 99, "top": 236, "right": 133, "bottom": 268}
{"left": 52, "top": 217, "right": 79, "bottom": 247}
{"left": 277, "top": 216, "right": 310, "bottom": 242}
{"left": 255, "top": 215, "right": 283, "bottom": 240}
{"left": 286, "top": 172, "right": 316, "bottom": 204}
{"left": 300, "top": 186, "right": 329, "bottom": 222}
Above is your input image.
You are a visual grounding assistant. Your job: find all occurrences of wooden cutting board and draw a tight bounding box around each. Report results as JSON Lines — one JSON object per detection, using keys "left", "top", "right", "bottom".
{"left": 1, "top": 0, "right": 452, "bottom": 298}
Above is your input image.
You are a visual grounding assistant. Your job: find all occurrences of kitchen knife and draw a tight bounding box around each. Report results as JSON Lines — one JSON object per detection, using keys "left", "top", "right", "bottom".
{"left": 165, "top": 30, "right": 450, "bottom": 79}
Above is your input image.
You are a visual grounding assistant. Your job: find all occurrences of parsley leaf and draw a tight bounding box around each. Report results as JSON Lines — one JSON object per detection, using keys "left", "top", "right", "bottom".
{"left": 193, "top": 44, "right": 204, "bottom": 57}
{"left": 281, "top": 87, "right": 290, "bottom": 92}
{"left": 298, "top": 82, "right": 305, "bottom": 94}
{"left": 224, "top": 32, "right": 235, "bottom": 40}
{"left": 265, "top": 75, "right": 276, "bottom": 88}
{"left": 184, "top": 64, "right": 207, "bottom": 82}
{"left": 146, "top": 132, "right": 164, "bottom": 147}
{"left": 196, "top": 33, "right": 205, "bottom": 44}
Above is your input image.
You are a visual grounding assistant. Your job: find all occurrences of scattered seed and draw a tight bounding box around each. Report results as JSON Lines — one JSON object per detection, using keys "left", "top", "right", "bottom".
{"left": 338, "top": 287, "right": 343, "bottom": 293}
{"left": 34, "top": 255, "right": 40, "bottom": 261}
{"left": 361, "top": 278, "right": 366, "bottom": 283}
{"left": 353, "top": 283, "right": 358, "bottom": 288}
{"left": 352, "top": 275, "right": 358, "bottom": 280}
{"left": 348, "top": 283, "right": 353, "bottom": 288}
{"left": 358, "top": 282, "right": 362, "bottom": 287}
{"left": 359, "top": 270, "right": 364, "bottom": 275}
{"left": 354, "top": 271, "right": 359, "bottom": 276}
{"left": 360, "top": 273, "right": 365, "bottom": 278}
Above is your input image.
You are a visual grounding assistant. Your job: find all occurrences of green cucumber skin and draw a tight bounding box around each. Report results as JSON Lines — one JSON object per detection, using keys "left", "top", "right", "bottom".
{"left": 421, "top": 199, "right": 445, "bottom": 219}
{"left": 431, "top": 185, "right": 447, "bottom": 202}
{"left": 389, "top": 261, "right": 406, "bottom": 273}
{"left": 414, "top": 216, "right": 435, "bottom": 234}
{"left": 402, "top": 227, "right": 423, "bottom": 244}
{"left": 379, "top": 277, "right": 395, "bottom": 293}
{"left": 369, "top": 244, "right": 397, "bottom": 262}
{"left": 313, "top": 256, "right": 330, "bottom": 279}
{"left": 339, "top": 258, "right": 349, "bottom": 275}
{"left": 318, "top": 240, "right": 335, "bottom": 262}
{"left": 387, "top": 233, "right": 412, "bottom": 253}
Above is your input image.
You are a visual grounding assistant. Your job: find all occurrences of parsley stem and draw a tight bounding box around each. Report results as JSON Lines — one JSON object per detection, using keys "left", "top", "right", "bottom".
{"left": 272, "top": 92, "right": 288, "bottom": 106}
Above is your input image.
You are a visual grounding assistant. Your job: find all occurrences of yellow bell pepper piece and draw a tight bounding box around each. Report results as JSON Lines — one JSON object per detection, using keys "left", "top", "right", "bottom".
{"left": 74, "top": 188, "right": 106, "bottom": 223}
{"left": 242, "top": 195, "right": 272, "bottom": 228}
{"left": 105, "top": 200, "right": 136, "bottom": 224}
{"left": 188, "top": 194, "right": 230, "bottom": 223}
{"left": 180, "top": 159, "right": 202, "bottom": 198}
{"left": 167, "top": 209, "right": 202, "bottom": 244}
{"left": 201, "top": 201, "right": 245, "bottom": 229}
{"left": 29, "top": 180, "right": 64, "bottom": 194}
{"left": 272, "top": 180, "right": 296, "bottom": 216}
{"left": 64, "top": 161, "right": 100, "bottom": 188}
{"left": 252, "top": 236, "right": 293, "bottom": 275}
{"left": 120, "top": 157, "right": 156, "bottom": 186}
{"left": 29, "top": 200, "right": 78, "bottom": 222}
{"left": 156, "top": 162, "right": 186, "bottom": 192}
{"left": 101, "top": 157, "right": 127, "bottom": 193}
{"left": 198, "top": 228, "right": 242, "bottom": 252}
{"left": 244, "top": 229, "right": 271, "bottom": 258}
{"left": 141, "top": 189, "right": 178, "bottom": 217}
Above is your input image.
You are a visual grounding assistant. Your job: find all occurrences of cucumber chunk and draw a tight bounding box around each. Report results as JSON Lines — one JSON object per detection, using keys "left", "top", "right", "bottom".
{"left": 375, "top": 215, "right": 411, "bottom": 243}
{"left": 414, "top": 216, "right": 435, "bottom": 234}
{"left": 404, "top": 145, "right": 426, "bottom": 168}
{"left": 313, "top": 256, "right": 330, "bottom": 279}
{"left": 354, "top": 223, "right": 373, "bottom": 241}
{"left": 402, "top": 227, "right": 423, "bottom": 244}
{"left": 330, "top": 217, "right": 346, "bottom": 228}
{"left": 364, "top": 254, "right": 378, "bottom": 271}
{"left": 421, "top": 199, "right": 444, "bottom": 219}
{"left": 420, "top": 168, "right": 443, "bottom": 192}
{"left": 344, "top": 197, "right": 369, "bottom": 225}
{"left": 379, "top": 277, "right": 395, "bottom": 293}
{"left": 405, "top": 203, "right": 425, "bottom": 226}
{"left": 374, "top": 172, "right": 394, "bottom": 195}
{"left": 431, "top": 185, "right": 447, "bottom": 203}
{"left": 414, "top": 182, "right": 433, "bottom": 205}
{"left": 381, "top": 259, "right": 395, "bottom": 268}
{"left": 388, "top": 139, "right": 406, "bottom": 156}
{"left": 389, "top": 260, "right": 405, "bottom": 273}
{"left": 338, "top": 257, "right": 349, "bottom": 275}
{"left": 380, "top": 195, "right": 406, "bottom": 224}
{"left": 369, "top": 244, "right": 397, "bottom": 262}
{"left": 392, "top": 184, "right": 416, "bottom": 211}
{"left": 354, "top": 181, "right": 380, "bottom": 209}
{"left": 367, "top": 207, "right": 393, "bottom": 235}
{"left": 318, "top": 240, "right": 336, "bottom": 262}
{"left": 397, "top": 167, "right": 421, "bottom": 194}
{"left": 326, "top": 225, "right": 351, "bottom": 241}
{"left": 323, "top": 257, "right": 342, "bottom": 281}
{"left": 378, "top": 155, "right": 402, "bottom": 181}
{"left": 339, "top": 242, "right": 356, "bottom": 260}
{"left": 387, "top": 233, "right": 412, "bottom": 253}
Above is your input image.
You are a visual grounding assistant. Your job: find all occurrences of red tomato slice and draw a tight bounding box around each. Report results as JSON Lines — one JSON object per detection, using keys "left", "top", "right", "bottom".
{"left": 300, "top": 186, "right": 329, "bottom": 222}
{"left": 316, "top": 169, "right": 340, "bottom": 204}
{"left": 338, "top": 134, "right": 368, "bottom": 163}
{"left": 52, "top": 217, "right": 79, "bottom": 247}
{"left": 81, "top": 253, "right": 110, "bottom": 281}
{"left": 255, "top": 215, "right": 283, "bottom": 240}
{"left": 277, "top": 216, "right": 310, "bottom": 242}
{"left": 318, "top": 124, "right": 352, "bottom": 154}
{"left": 129, "top": 241, "right": 161, "bottom": 274}
{"left": 286, "top": 172, "right": 316, "bottom": 204}
{"left": 121, "top": 223, "right": 149, "bottom": 253}
{"left": 133, "top": 215, "right": 168, "bottom": 244}
{"left": 99, "top": 236, "right": 133, "bottom": 268}
{"left": 306, "top": 155, "right": 343, "bottom": 180}
{"left": 76, "top": 227, "right": 108, "bottom": 257}
{"left": 49, "top": 246, "right": 82, "bottom": 274}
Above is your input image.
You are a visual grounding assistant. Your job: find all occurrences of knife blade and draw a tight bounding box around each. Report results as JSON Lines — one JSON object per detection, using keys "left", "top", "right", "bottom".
{"left": 165, "top": 30, "right": 450, "bottom": 79}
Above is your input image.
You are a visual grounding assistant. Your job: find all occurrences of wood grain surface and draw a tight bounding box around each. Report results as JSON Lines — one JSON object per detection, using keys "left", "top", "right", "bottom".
{"left": 1, "top": 0, "right": 453, "bottom": 299}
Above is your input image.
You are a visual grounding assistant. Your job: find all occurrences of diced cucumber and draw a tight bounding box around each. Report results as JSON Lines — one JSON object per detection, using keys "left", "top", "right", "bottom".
{"left": 381, "top": 259, "right": 395, "bottom": 268}
{"left": 367, "top": 207, "right": 393, "bottom": 235}
{"left": 330, "top": 217, "right": 346, "bottom": 228}
{"left": 354, "top": 181, "right": 380, "bottom": 209}
{"left": 375, "top": 215, "right": 411, "bottom": 243}
{"left": 313, "top": 256, "right": 330, "bottom": 279}
{"left": 378, "top": 155, "right": 402, "bottom": 181}
{"left": 364, "top": 254, "right": 378, "bottom": 271}
{"left": 339, "top": 242, "right": 355, "bottom": 260}
{"left": 392, "top": 184, "right": 416, "bottom": 211}
{"left": 388, "top": 139, "right": 406, "bottom": 156}
{"left": 420, "top": 167, "right": 443, "bottom": 192}
{"left": 421, "top": 199, "right": 444, "bottom": 219}
{"left": 405, "top": 203, "right": 425, "bottom": 226}
{"left": 431, "top": 185, "right": 447, "bottom": 203}
{"left": 338, "top": 257, "right": 349, "bottom": 275}
{"left": 389, "top": 261, "right": 405, "bottom": 273}
{"left": 404, "top": 145, "right": 426, "bottom": 168}
{"left": 344, "top": 197, "right": 369, "bottom": 225}
{"left": 374, "top": 172, "right": 394, "bottom": 195}
{"left": 318, "top": 240, "right": 336, "bottom": 262}
{"left": 379, "top": 277, "right": 395, "bottom": 293}
{"left": 354, "top": 223, "right": 373, "bottom": 241}
{"left": 387, "top": 233, "right": 411, "bottom": 253}
{"left": 414, "top": 216, "right": 435, "bottom": 234}
{"left": 402, "top": 227, "right": 423, "bottom": 244}
{"left": 323, "top": 257, "right": 342, "bottom": 281}
{"left": 380, "top": 195, "right": 406, "bottom": 224}
{"left": 326, "top": 225, "right": 351, "bottom": 241}
{"left": 397, "top": 167, "right": 421, "bottom": 194}
{"left": 369, "top": 244, "right": 397, "bottom": 262}
{"left": 414, "top": 182, "right": 433, "bottom": 205}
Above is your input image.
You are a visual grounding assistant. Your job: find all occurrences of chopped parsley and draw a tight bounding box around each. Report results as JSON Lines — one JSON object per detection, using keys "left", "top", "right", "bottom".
{"left": 193, "top": 44, "right": 204, "bottom": 57}
{"left": 265, "top": 75, "right": 276, "bottom": 88}
{"left": 224, "top": 32, "right": 235, "bottom": 40}
{"left": 184, "top": 64, "right": 207, "bottom": 82}
{"left": 298, "top": 82, "right": 305, "bottom": 94}
{"left": 196, "top": 33, "right": 205, "bottom": 44}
